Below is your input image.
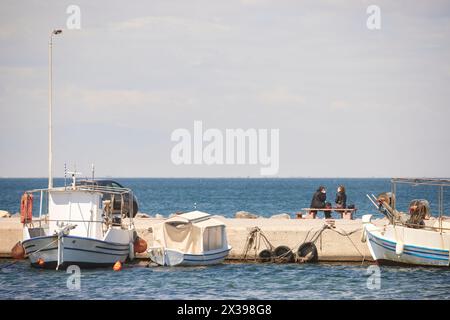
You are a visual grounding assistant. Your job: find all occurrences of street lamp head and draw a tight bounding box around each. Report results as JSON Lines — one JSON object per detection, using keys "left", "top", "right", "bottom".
{"left": 52, "top": 29, "right": 62, "bottom": 35}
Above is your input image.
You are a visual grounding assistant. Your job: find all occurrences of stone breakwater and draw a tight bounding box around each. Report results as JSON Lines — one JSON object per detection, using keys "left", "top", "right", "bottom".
{"left": 0, "top": 215, "right": 390, "bottom": 261}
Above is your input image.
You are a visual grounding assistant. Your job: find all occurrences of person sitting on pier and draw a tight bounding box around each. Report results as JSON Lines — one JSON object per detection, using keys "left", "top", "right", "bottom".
{"left": 310, "top": 186, "right": 331, "bottom": 218}
{"left": 335, "top": 185, "right": 347, "bottom": 210}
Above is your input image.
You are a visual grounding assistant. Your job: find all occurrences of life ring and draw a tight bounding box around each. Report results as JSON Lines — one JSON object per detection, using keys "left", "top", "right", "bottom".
{"left": 20, "top": 193, "right": 33, "bottom": 224}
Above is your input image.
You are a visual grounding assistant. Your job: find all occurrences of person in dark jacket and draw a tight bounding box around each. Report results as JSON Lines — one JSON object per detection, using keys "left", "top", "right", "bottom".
{"left": 335, "top": 185, "right": 347, "bottom": 209}
{"left": 310, "top": 186, "right": 331, "bottom": 218}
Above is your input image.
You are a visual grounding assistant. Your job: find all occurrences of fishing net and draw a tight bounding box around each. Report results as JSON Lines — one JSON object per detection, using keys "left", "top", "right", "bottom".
{"left": 406, "top": 199, "right": 431, "bottom": 228}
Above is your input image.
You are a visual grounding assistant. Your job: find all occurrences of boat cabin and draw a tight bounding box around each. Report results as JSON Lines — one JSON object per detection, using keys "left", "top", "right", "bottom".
{"left": 23, "top": 185, "right": 135, "bottom": 242}
{"left": 151, "top": 211, "right": 228, "bottom": 255}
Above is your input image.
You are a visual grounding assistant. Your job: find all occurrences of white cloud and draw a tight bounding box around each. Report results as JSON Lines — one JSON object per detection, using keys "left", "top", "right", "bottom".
{"left": 330, "top": 100, "right": 350, "bottom": 111}
{"left": 111, "top": 15, "right": 232, "bottom": 34}
{"left": 258, "top": 87, "right": 305, "bottom": 106}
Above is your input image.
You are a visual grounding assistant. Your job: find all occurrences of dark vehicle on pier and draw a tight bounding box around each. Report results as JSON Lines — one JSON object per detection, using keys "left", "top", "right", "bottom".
{"left": 76, "top": 179, "right": 139, "bottom": 217}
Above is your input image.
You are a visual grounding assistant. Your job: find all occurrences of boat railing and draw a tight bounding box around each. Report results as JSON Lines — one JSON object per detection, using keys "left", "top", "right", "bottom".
{"left": 25, "top": 184, "right": 133, "bottom": 196}
{"left": 390, "top": 178, "right": 449, "bottom": 228}
{"left": 23, "top": 185, "right": 136, "bottom": 231}
{"left": 76, "top": 184, "right": 133, "bottom": 195}
{"left": 392, "top": 218, "right": 450, "bottom": 233}
{"left": 30, "top": 218, "right": 104, "bottom": 224}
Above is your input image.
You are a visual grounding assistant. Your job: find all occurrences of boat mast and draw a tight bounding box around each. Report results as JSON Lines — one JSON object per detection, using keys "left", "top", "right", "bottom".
{"left": 48, "top": 29, "right": 62, "bottom": 189}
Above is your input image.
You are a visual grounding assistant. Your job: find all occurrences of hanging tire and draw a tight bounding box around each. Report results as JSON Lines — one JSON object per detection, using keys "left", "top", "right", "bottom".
{"left": 274, "top": 245, "right": 295, "bottom": 263}
{"left": 297, "top": 242, "right": 318, "bottom": 263}
{"left": 258, "top": 249, "right": 273, "bottom": 262}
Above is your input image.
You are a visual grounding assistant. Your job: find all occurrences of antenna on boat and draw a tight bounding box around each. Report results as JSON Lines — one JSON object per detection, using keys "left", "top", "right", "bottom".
{"left": 64, "top": 162, "right": 67, "bottom": 190}
{"left": 91, "top": 163, "right": 95, "bottom": 181}
{"left": 67, "top": 165, "right": 82, "bottom": 190}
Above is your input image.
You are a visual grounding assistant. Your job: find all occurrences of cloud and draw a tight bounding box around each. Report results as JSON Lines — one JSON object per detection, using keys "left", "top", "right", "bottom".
{"left": 330, "top": 100, "right": 351, "bottom": 111}
{"left": 78, "top": 89, "right": 178, "bottom": 108}
{"left": 258, "top": 87, "right": 305, "bottom": 106}
{"left": 111, "top": 15, "right": 231, "bottom": 34}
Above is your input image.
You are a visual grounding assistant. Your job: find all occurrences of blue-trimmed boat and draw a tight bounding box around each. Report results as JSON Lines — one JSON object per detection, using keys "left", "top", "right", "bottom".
{"left": 20, "top": 178, "right": 139, "bottom": 270}
{"left": 148, "top": 211, "right": 231, "bottom": 266}
{"left": 362, "top": 178, "right": 450, "bottom": 267}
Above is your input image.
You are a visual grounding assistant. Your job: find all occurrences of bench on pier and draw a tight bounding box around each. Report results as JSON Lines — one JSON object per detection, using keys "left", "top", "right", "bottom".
{"left": 296, "top": 208, "right": 356, "bottom": 220}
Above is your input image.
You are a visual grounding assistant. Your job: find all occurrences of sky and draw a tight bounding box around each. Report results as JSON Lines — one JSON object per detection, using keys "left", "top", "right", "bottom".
{"left": 0, "top": 0, "right": 449, "bottom": 178}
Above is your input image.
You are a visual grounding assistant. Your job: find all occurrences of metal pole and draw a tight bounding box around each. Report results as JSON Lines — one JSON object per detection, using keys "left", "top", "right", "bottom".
{"left": 440, "top": 186, "right": 442, "bottom": 231}
{"left": 48, "top": 33, "right": 53, "bottom": 189}
{"left": 48, "top": 29, "right": 62, "bottom": 189}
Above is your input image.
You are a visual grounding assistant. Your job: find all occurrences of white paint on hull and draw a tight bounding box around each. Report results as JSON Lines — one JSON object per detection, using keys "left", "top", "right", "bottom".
{"left": 149, "top": 246, "right": 231, "bottom": 266}
{"left": 363, "top": 214, "right": 450, "bottom": 267}
{"left": 23, "top": 235, "right": 130, "bottom": 266}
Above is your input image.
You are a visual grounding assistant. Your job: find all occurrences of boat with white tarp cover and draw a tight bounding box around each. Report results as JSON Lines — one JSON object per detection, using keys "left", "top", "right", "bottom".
{"left": 148, "top": 211, "right": 231, "bottom": 266}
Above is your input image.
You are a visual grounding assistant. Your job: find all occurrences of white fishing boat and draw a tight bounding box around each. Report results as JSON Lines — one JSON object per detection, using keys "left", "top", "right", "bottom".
{"left": 18, "top": 175, "right": 142, "bottom": 269}
{"left": 148, "top": 211, "right": 231, "bottom": 266}
{"left": 362, "top": 178, "right": 450, "bottom": 267}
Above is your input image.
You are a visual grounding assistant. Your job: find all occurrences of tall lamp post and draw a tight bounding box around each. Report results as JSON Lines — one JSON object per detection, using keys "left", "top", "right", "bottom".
{"left": 48, "top": 29, "right": 62, "bottom": 189}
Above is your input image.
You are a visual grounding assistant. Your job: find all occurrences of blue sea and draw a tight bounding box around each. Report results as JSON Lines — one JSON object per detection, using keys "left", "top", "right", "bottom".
{"left": 0, "top": 178, "right": 449, "bottom": 300}
{"left": 0, "top": 178, "right": 448, "bottom": 218}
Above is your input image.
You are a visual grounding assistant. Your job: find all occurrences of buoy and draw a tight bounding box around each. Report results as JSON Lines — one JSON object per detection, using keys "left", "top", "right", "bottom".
{"left": 273, "top": 245, "right": 295, "bottom": 263}
{"left": 37, "top": 258, "right": 45, "bottom": 266}
{"left": 258, "top": 249, "right": 273, "bottom": 262}
{"left": 133, "top": 236, "right": 148, "bottom": 254}
{"left": 395, "top": 241, "right": 404, "bottom": 255}
{"left": 113, "top": 261, "right": 122, "bottom": 271}
{"left": 20, "top": 193, "right": 33, "bottom": 224}
{"left": 360, "top": 229, "right": 367, "bottom": 243}
{"left": 11, "top": 241, "right": 25, "bottom": 260}
{"left": 297, "top": 242, "right": 319, "bottom": 263}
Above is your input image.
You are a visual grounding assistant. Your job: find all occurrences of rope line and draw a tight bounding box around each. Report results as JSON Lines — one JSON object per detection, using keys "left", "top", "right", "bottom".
{"left": 241, "top": 223, "right": 365, "bottom": 263}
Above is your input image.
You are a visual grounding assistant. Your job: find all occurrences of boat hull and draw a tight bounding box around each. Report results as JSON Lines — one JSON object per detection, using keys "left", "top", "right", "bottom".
{"left": 363, "top": 215, "right": 450, "bottom": 267}
{"left": 149, "top": 246, "right": 231, "bottom": 266}
{"left": 22, "top": 235, "right": 130, "bottom": 269}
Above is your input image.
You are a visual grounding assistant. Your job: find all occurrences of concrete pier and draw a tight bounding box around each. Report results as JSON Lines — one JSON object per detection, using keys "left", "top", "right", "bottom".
{"left": 0, "top": 216, "right": 389, "bottom": 262}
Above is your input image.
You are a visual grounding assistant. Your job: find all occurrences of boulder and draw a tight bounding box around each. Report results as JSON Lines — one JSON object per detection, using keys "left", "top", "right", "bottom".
{"left": 270, "top": 213, "right": 291, "bottom": 219}
{"left": 235, "top": 211, "right": 259, "bottom": 219}
{"left": 135, "top": 213, "right": 151, "bottom": 219}
{"left": 0, "top": 210, "right": 11, "bottom": 218}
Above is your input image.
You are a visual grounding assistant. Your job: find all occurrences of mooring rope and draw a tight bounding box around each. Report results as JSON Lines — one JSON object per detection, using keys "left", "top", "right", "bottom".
{"left": 329, "top": 227, "right": 366, "bottom": 263}
{"left": 1, "top": 237, "right": 60, "bottom": 271}
{"left": 242, "top": 223, "right": 365, "bottom": 263}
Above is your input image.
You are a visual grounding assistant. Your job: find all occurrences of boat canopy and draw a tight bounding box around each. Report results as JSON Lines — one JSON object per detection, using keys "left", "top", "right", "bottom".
{"left": 48, "top": 189, "right": 103, "bottom": 239}
{"left": 166, "top": 210, "right": 212, "bottom": 223}
{"left": 152, "top": 211, "right": 226, "bottom": 254}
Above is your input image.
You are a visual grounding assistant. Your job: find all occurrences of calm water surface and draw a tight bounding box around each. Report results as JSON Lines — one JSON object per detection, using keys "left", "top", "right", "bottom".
{"left": 1, "top": 260, "right": 449, "bottom": 300}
